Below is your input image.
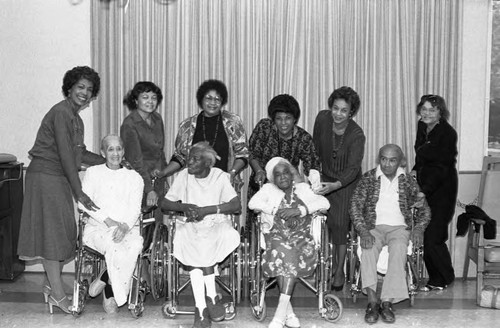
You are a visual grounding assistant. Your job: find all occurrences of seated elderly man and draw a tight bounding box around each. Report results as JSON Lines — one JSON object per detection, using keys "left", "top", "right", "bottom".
{"left": 349, "top": 144, "right": 430, "bottom": 324}
{"left": 78, "top": 135, "right": 144, "bottom": 313}
{"left": 160, "top": 141, "right": 240, "bottom": 328}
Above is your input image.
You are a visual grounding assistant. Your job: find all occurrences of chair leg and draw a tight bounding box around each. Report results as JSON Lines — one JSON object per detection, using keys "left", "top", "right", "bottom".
{"left": 463, "top": 257, "right": 470, "bottom": 281}
{"left": 476, "top": 272, "right": 483, "bottom": 305}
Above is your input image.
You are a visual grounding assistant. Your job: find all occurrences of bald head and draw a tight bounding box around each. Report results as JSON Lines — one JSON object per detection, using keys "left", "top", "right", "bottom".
{"left": 378, "top": 144, "right": 407, "bottom": 180}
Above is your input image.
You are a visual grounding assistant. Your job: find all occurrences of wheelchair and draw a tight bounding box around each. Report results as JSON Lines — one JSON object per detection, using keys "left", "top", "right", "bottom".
{"left": 160, "top": 211, "right": 242, "bottom": 320}
{"left": 346, "top": 227, "right": 425, "bottom": 306}
{"left": 247, "top": 211, "right": 343, "bottom": 323}
{"left": 70, "top": 207, "right": 156, "bottom": 318}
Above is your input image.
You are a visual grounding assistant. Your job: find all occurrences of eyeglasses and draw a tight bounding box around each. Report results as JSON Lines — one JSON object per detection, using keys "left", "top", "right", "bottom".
{"left": 204, "top": 95, "right": 222, "bottom": 104}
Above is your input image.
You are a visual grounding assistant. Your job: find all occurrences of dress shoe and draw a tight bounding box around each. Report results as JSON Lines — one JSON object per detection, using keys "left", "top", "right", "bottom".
{"left": 419, "top": 284, "right": 446, "bottom": 292}
{"left": 89, "top": 269, "right": 107, "bottom": 297}
{"left": 331, "top": 284, "right": 344, "bottom": 292}
{"left": 285, "top": 313, "right": 301, "bottom": 328}
{"left": 379, "top": 301, "right": 395, "bottom": 323}
{"left": 102, "top": 293, "right": 118, "bottom": 314}
{"left": 205, "top": 295, "right": 225, "bottom": 322}
{"left": 364, "top": 302, "right": 379, "bottom": 324}
{"left": 193, "top": 307, "right": 211, "bottom": 328}
{"left": 48, "top": 295, "right": 71, "bottom": 314}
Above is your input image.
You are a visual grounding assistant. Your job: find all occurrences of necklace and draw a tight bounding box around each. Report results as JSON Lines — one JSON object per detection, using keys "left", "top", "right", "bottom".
{"left": 331, "top": 120, "right": 349, "bottom": 159}
{"left": 202, "top": 114, "right": 221, "bottom": 147}
{"left": 276, "top": 128, "right": 296, "bottom": 164}
{"left": 282, "top": 184, "right": 296, "bottom": 208}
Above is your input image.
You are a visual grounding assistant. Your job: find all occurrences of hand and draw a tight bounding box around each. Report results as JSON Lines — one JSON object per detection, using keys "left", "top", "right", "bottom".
{"left": 315, "top": 182, "right": 340, "bottom": 195}
{"left": 152, "top": 168, "right": 167, "bottom": 179}
{"left": 360, "top": 231, "right": 375, "bottom": 249}
{"left": 254, "top": 170, "right": 266, "bottom": 186}
{"left": 104, "top": 217, "right": 119, "bottom": 228}
{"left": 146, "top": 190, "right": 159, "bottom": 207}
{"left": 410, "top": 170, "right": 417, "bottom": 179}
{"left": 183, "top": 204, "right": 201, "bottom": 222}
{"left": 276, "top": 208, "right": 300, "bottom": 221}
{"left": 120, "top": 159, "right": 133, "bottom": 170}
{"left": 78, "top": 192, "right": 100, "bottom": 211}
{"left": 411, "top": 192, "right": 426, "bottom": 209}
{"left": 112, "top": 223, "right": 129, "bottom": 243}
{"left": 411, "top": 231, "right": 424, "bottom": 248}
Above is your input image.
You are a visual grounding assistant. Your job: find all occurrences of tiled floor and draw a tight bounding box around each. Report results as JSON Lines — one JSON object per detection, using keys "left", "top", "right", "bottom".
{"left": 1, "top": 273, "right": 499, "bottom": 328}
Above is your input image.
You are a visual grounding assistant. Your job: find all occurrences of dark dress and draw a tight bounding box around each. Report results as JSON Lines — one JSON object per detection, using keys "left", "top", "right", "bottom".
{"left": 18, "top": 99, "right": 105, "bottom": 261}
{"left": 262, "top": 198, "right": 317, "bottom": 278}
{"left": 313, "top": 110, "right": 365, "bottom": 244}
{"left": 413, "top": 119, "right": 458, "bottom": 286}
{"left": 120, "top": 110, "right": 168, "bottom": 220}
{"left": 248, "top": 118, "right": 320, "bottom": 207}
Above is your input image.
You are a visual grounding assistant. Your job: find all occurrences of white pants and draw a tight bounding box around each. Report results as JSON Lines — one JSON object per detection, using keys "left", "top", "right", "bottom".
{"left": 83, "top": 225, "right": 143, "bottom": 306}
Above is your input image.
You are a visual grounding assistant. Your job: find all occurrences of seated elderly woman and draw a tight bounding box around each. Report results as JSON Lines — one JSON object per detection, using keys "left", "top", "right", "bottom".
{"left": 78, "top": 135, "right": 144, "bottom": 313}
{"left": 160, "top": 141, "right": 241, "bottom": 328}
{"left": 248, "top": 157, "right": 330, "bottom": 328}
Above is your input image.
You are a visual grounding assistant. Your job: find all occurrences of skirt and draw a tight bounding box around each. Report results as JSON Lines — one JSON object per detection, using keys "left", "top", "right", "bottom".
{"left": 17, "top": 169, "right": 77, "bottom": 261}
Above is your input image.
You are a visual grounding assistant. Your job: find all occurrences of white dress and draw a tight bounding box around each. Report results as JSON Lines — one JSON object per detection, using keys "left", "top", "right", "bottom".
{"left": 166, "top": 168, "right": 240, "bottom": 267}
{"left": 78, "top": 164, "right": 144, "bottom": 306}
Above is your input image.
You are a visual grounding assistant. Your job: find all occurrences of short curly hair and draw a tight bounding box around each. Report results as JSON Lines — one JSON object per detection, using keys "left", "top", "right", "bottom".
{"left": 123, "top": 81, "right": 163, "bottom": 110}
{"left": 416, "top": 94, "right": 450, "bottom": 121}
{"left": 267, "top": 94, "right": 301, "bottom": 122}
{"left": 196, "top": 79, "right": 228, "bottom": 108}
{"left": 62, "top": 66, "right": 100, "bottom": 98}
{"left": 327, "top": 86, "right": 361, "bottom": 117}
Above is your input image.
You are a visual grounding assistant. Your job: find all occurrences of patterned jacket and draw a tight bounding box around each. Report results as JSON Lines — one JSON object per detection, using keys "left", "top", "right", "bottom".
{"left": 350, "top": 167, "right": 431, "bottom": 236}
{"left": 172, "top": 110, "right": 249, "bottom": 170}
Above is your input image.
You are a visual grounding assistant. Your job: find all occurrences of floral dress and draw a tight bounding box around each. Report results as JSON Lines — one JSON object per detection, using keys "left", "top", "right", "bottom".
{"left": 261, "top": 196, "right": 318, "bottom": 278}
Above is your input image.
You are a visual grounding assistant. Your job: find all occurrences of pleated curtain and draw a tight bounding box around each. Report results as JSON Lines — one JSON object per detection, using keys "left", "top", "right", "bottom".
{"left": 91, "top": 0, "right": 462, "bottom": 175}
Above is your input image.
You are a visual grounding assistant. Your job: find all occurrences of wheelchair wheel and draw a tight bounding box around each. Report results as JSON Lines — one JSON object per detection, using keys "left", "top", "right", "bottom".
{"left": 129, "top": 290, "right": 145, "bottom": 318}
{"left": 224, "top": 301, "right": 237, "bottom": 320}
{"left": 323, "top": 293, "right": 343, "bottom": 323}
{"left": 162, "top": 301, "right": 177, "bottom": 319}
{"left": 150, "top": 222, "right": 168, "bottom": 300}
{"left": 71, "top": 251, "right": 99, "bottom": 316}
{"left": 250, "top": 291, "right": 267, "bottom": 321}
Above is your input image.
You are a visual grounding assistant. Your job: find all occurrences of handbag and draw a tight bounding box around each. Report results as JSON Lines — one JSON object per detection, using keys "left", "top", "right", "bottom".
{"left": 479, "top": 285, "right": 500, "bottom": 309}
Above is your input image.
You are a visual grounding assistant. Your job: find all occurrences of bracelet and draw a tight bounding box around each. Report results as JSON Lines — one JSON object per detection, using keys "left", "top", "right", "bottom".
{"left": 216, "top": 205, "right": 221, "bottom": 214}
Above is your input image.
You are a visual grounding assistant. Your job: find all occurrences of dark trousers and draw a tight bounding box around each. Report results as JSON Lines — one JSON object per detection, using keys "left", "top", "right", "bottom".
{"left": 423, "top": 206, "right": 455, "bottom": 287}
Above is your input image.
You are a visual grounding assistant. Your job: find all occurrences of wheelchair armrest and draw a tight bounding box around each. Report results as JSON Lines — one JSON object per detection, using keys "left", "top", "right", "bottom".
{"left": 141, "top": 204, "right": 158, "bottom": 215}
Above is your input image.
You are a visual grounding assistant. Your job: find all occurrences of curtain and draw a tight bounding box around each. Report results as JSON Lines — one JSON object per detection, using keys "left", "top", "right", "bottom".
{"left": 91, "top": 0, "right": 462, "bottom": 174}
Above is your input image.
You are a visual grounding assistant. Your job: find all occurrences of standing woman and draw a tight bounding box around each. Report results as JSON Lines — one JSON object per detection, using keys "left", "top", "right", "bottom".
{"left": 159, "top": 79, "right": 248, "bottom": 183}
{"left": 412, "top": 94, "right": 457, "bottom": 291}
{"left": 121, "top": 81, "right": 167, "bottom": 220}
{"left": 248, "top": 94, "right": 321, "bottom": 209}
{"left": 313, "top": 86, "right": 366, "bottom": 291}
{"left": 17, "top": 66, "right": 105, "bottom": 313}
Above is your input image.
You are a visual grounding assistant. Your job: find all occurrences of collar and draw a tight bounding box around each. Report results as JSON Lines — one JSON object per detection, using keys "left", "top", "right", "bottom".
{"left": 375, "top": 165, "right": 406, "bottom": 180}
{"left": 130, "top": 109, "right": 158, "bottom": 124}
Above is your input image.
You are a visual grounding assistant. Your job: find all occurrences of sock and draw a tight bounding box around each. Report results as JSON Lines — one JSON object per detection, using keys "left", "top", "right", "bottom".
{"left": 101, "top": 270, "right": 109, "bottom": 283}
{"left": 274, "top": 293, "right": 290, "bottom": 322}
{"left": 104, "top": 283, "right": 114, "bottom": 298}
{"left": 190, "top": 269, "right": 207, "bottom": 317}
{"left": 203, "top": 273, "right": 217, "bottom": 303}
{"left": 286, "top": 302, "right": 294, "bottom": 316}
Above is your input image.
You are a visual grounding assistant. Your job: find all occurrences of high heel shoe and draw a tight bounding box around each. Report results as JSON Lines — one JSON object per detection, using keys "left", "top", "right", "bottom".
{"left": 48, "top": 295, "right": 71, "bottom": 314}
{"left": 42, "top": 285, "right": 51, "bottom": 303}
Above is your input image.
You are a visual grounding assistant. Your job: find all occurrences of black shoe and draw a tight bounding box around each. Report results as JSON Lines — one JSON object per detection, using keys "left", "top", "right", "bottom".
{"left": 331, "top": 284, "right": 344, "bottom": 291}
{"left": 193, "top": 307, "right": 211, "bottom": 328}
{"left": 206, "top": 295, "right": 225, "bottom": 322}
{"left": 379, "top": 301, "right": 395, "bottom": 323}
{"left": 364, "top": 302, "right": 379, "bottom": 324}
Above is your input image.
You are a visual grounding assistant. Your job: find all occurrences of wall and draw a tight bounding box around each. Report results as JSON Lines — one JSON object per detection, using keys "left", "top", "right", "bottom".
{"left": 0, "top": 0, "right": 493, "bottom": 275}
{"left": 0, "top": 0, "right": 92, "bottom": 272}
